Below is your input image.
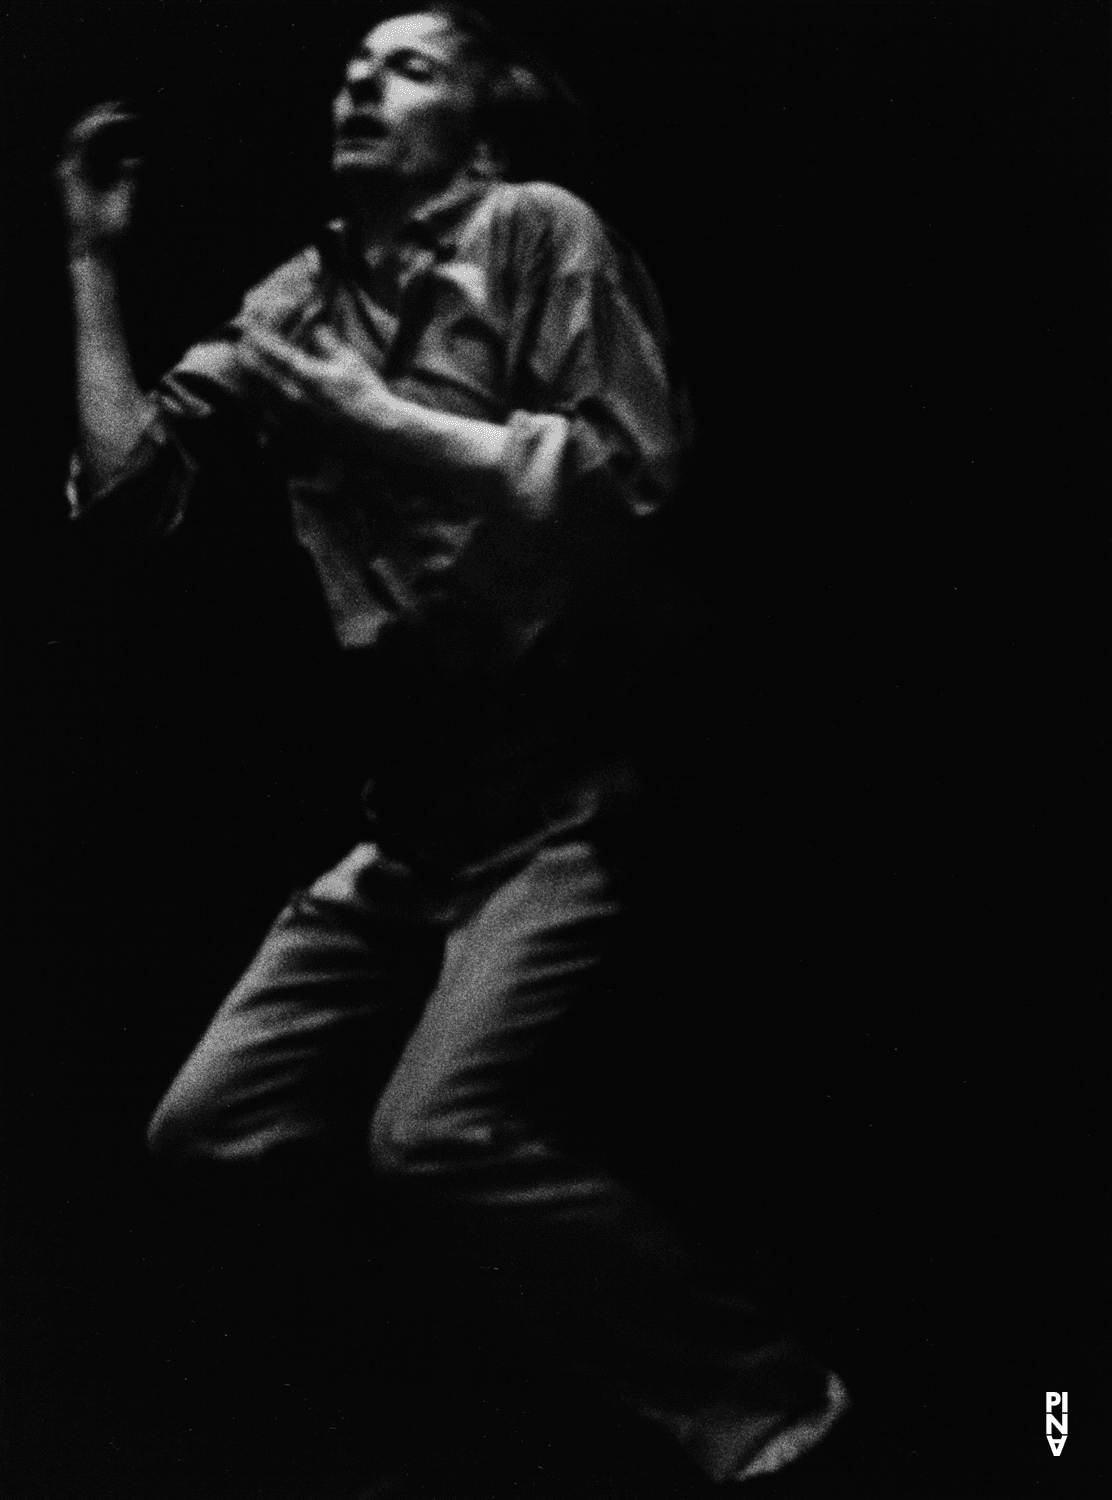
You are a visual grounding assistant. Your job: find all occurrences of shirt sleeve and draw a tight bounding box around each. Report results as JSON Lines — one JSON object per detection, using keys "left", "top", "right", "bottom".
{"left": 498, "top": 184, "right": 690, "bottom": 525}
{"left": 67, "top": 251, "right": 321, "bottom": 539}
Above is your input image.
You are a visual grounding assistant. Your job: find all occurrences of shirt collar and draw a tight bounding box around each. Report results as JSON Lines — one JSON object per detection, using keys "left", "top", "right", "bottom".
{"left": 404, "top": 165, "right": 499, "bottom": 253}
{"left": 322, "top": 165, "right": 499, "bottom": 274}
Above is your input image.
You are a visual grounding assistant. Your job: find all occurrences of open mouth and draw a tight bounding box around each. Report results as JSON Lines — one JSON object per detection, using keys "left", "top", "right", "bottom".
{"left": 336, "top": 118, "right": 388, "bottom": 144}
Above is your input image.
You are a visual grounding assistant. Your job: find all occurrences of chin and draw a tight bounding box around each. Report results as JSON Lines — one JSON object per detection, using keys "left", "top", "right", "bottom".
{"left": 332, "top": 146, "right": 390, "bottom": 178}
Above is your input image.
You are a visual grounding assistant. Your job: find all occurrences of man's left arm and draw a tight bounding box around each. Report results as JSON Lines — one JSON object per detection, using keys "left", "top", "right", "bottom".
{"left": 237, "top": 321, "right": 511, "bottom": 496}
{"left": 235, "top": 202, "right": 686, "bottom": 526}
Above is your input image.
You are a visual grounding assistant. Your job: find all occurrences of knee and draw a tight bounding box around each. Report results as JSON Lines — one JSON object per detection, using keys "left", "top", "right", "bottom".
{"left": 368, "top": 1096, "right": 500, "bottom": 1186}
{"left": 146, "top": 1083, "right": 211, "bottom": 1162}
{"left": 367, "top": 1099, "right": 433, "bottom": 1182}
{"left": 146, "top": 1072, "right": 249, "bottom": 1164}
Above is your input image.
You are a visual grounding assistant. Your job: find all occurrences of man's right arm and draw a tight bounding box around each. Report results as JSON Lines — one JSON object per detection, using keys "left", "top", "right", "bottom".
{"left": 57, "top": 105, "right": 157, "bottom": 502}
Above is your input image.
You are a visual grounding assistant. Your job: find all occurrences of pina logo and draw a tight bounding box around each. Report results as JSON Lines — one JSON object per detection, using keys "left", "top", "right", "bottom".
{"left": 1046, "top": 1391, "right": 1068, "bottom": 1456}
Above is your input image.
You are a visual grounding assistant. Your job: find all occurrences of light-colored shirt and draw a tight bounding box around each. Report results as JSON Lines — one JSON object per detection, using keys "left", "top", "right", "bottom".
{"left": 71, "top": 170, "right": 689, "bottom": 857}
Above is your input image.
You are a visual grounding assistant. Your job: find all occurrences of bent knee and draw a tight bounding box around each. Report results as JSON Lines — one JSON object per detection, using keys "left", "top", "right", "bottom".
{"left": 369, "top": 1101, "right": 508, "bottom": 1185}
{"left": 366, "top": 1105, "right": 434, "bottom": 1181}
{"left": 146, "top": 1081, "right": 224, "bottom": 1162}
{"left": 146, "top": 1077, "right": 274, "bottom": 1164}
{"left": 146, "top": 1091, "right": 197, "bottom": 1161}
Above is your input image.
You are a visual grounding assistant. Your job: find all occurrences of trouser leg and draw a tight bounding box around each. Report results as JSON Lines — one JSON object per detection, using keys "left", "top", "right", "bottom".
{"left": 367, "top": 833, "right": 844, "bottom": 1480}
{"left": 143, "top": 843, "right": 453, "bottom": 1465}
{"left": 147, "top": 844, "right": 442, "bottom": 1163}
{"left": 147, "top": 832, "right": 847, "bottom": 1481}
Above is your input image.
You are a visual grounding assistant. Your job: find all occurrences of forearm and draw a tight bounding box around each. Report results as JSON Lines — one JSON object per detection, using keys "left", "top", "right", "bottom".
{"left": 372, "top": 396, "right": 666, "bottom": 525}
{"left": 372, "top": 393, "right": 510, "bottom": 502}
{"left": 239, "top": 322, "right": 668, "bottom": 521}
{"left": 68, "top": 250, "right": 155, "bottom": 497}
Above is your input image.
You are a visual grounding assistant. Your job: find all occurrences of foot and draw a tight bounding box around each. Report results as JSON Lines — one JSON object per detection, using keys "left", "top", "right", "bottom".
{"left": 733, "top": 1371, "right": 852, "bottom": 1484}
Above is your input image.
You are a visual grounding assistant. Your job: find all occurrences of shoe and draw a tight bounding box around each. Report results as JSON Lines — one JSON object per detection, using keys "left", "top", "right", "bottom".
{"left": 657, "top": 1366, "right": 851, "bottom": 1486}
{"left": 733, "top": 1372, "right": 852, "bottom": 1483}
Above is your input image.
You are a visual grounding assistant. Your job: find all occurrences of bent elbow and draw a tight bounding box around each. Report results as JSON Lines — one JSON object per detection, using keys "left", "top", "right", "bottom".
{"left": 501, "top": 409, "right": 679, "bottom": 524}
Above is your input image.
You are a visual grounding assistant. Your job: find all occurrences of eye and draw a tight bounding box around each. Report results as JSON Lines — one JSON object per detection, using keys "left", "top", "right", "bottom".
{"left": 393, "top": 51, "right": 438, "bottom": 82}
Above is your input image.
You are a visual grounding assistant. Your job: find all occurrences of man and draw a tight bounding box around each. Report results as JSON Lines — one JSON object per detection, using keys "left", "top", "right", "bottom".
{"left": 57, "top": 5, "right": 848, "bottom": 1486}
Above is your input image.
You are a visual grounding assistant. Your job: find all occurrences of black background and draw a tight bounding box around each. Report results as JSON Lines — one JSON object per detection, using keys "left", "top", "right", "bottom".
{"left": 1, "top": 2, "right": 1108, "bottom": 1496}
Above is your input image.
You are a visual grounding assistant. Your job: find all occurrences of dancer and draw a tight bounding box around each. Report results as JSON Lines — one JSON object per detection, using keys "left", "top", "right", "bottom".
{"left": 57, "top": 5, "right": 848, "bottom": 1484}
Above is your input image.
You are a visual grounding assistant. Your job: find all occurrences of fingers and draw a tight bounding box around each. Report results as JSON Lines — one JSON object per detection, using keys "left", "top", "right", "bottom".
{"left": 306, "top": 322, "right": 345, "bottom": 355}
{"left": 304, "top": 322, "right": 382, "bottom": 385}
{"left": 241, "top": 323, "right": 359, "bottom": 383}
{"left": 246, "top": 321, "right": 353, "bottom": 366}
{"left": 237, "top": 326, "right": 313, "bottom": 407}
{"left": 64, "top": 102, "right": 136, "bottom": 141}
{"left": 240, "top": 325, "right": 310, "bottom": 381}
{"left": 60, "top": 103, "right": 139, "bottom": 158}
{"left": 237, "top": 323, "right": 382, "bottom": 420}
{"left": 242, "top": 324, "right": 306, "bottom": 365}
{"left": 234, "top": 323, "right": 395, "bottom": 445}
{"left": 58, "top": 103, "right": 145, "bottom": 188}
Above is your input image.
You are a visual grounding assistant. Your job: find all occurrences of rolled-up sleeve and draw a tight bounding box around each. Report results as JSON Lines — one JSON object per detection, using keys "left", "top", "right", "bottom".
{"left": 67, "top": 249, "right": 319, "bottom": 541}
{"left": 66, "top": 335, "right": 258, "bottom": 545}
{"left": 499, "top": 185, "right": 689, "bottom": 525}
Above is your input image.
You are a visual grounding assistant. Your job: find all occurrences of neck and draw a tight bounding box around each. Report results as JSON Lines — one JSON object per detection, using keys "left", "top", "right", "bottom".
{"left": 339, "top": 164, "right": 474, "bottom": 254}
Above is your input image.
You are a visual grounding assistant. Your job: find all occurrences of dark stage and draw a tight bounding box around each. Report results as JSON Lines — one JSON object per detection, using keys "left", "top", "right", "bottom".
{"left": 1, "top": 2, "right": 1108, "bottom": 1496}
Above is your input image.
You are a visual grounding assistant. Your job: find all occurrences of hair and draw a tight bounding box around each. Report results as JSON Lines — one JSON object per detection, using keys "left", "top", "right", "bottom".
{"left": 365, "top": 2, "right": 590, "bottom": 179}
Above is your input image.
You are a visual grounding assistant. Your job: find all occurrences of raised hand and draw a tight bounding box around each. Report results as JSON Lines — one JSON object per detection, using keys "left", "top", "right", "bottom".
{"left": 56, "top": 103, "right": 144, "bottom": 257}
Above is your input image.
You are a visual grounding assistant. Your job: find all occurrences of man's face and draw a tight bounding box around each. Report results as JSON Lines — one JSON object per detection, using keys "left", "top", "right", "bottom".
{"left": 331, "top": 13, "right": 481, "bottom": 189}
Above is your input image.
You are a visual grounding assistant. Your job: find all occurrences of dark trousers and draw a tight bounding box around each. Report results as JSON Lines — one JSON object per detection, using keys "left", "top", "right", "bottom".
{"left": 148, "top": 825, "right": 841, "bottom": 1482}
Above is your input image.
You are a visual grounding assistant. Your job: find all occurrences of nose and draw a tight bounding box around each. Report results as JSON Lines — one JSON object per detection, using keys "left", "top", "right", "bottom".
{"left": 345, "top": 52, "right": 383, "bottom": 101}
